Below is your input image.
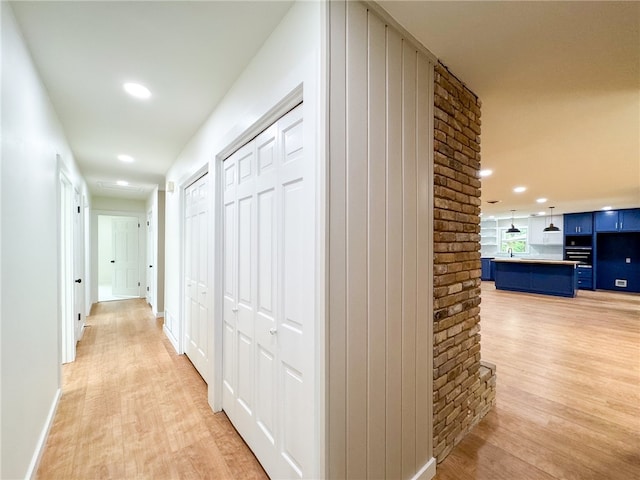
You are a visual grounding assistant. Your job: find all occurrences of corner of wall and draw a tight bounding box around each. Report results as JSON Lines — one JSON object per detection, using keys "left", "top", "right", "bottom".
{"left": 432, "top": 61, "right": 496, "bottom": 463}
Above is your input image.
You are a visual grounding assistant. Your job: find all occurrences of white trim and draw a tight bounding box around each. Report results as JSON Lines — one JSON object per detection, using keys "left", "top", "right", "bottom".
{"left": 362, "top": 1, "right": 438, "bottom": 63}
{"left": 163, "top": 324, "right": 179, "bottom": 353}
{"left": 90, "top": 209, "right": 147, "bottom": 306}
{"left": 410, "top": 457, "right": 437, "bottom": 480}
{"left": 26, "top": 388, "right": 61, "bottom": 480}
{"left": 155, "top": 310, "right": 165, "bottom": 319}
{"left": 216, "top": 84, "right": 304, "bottom": 162}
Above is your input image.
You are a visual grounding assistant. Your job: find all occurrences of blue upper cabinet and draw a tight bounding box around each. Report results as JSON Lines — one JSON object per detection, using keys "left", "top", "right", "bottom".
{"left": 564, "top": 212, "right": 593, "bottom": 235}
{"left": 595, "top": 209, "right": 640, "bottom": 232}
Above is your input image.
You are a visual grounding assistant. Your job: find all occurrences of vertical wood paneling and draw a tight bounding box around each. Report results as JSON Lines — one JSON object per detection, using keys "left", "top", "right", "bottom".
{"left": 415, "top": 53, "right": 434, "bottom": 466}
{"left": 329, "top": 2, "right": 434, "bottom": 478}
{"left": 346, "top": 2, "right": 369, "bottom": 478}
{"left": 367, "top": 11, "right": 387, "bottom": 478}
{"left": 385, "top": 24, "right": 404, "bottom": 480}
{"left": 328, "top": 0, "right": 347, "bottom": 477}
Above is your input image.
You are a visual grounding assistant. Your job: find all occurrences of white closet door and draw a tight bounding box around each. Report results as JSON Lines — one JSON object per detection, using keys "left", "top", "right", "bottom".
{"left": 184, "top": 174, "right": 210, "bottom": 382}
{"left": 222, "top": 104, "right": 315, "bottom": 479}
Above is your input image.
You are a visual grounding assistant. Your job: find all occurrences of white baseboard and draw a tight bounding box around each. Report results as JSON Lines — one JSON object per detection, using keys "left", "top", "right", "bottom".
{"left": 27, "top": 388, "right": 61, "bottom": 479}
{"left": 163, "top": 324, "right": 179, "bottom": 353}
{"left": 156, "top": 310, "right": 165, "bottom": 318}
{"left": 411, "top": 457, "right": 437, "bottom": 480}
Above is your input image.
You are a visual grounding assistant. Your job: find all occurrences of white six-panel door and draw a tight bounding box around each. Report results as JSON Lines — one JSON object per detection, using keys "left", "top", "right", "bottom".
{"left": 185, "top": 174, "right": 210, "bottom": 382}
{"left": 222, "top": 105, "right": 315, "bottom": 478}
{"left": 112, "top": 217, "right": 139, "bottom": 297}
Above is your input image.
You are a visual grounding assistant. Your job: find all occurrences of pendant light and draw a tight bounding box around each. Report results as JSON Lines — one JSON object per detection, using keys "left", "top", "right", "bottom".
{"left": 506, "top": 210, "right": 521, "bottom": 233}
{"left": 543, "top": 206, "right": 561, "bottom": 232}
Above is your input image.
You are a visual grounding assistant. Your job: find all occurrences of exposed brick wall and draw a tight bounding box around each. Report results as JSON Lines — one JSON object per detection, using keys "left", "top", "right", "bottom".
{"left": 433, "top": 62, "right": 496, "bottom": 462}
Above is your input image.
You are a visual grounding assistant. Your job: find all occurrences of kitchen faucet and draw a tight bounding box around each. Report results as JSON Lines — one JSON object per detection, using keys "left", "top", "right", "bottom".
{"left": 507, "top": 248, "right": 513, "bottom": 258}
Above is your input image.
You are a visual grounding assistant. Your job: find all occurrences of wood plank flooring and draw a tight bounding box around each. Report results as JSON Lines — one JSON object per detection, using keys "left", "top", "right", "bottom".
{"left": 37, "top": 286, "right": 640, "bottom": 479}
{"left": 434, "top": 283, "right": 640, "bottom": 480}
{"left": 36, "top": 299, "right": 268, "bottom": 480}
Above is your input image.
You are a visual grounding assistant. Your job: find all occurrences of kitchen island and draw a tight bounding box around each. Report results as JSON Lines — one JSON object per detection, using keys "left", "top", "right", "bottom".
{"left": 493, "top": 259, "right": 579, "bottom": 297}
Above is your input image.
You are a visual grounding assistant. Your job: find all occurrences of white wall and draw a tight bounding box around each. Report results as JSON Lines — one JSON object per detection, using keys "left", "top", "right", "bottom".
{"left": 163, "top": 0, "right": 324, "bottom": 408}
{"left": 92, "top": 196, "right": 145, "bottom": 212}
{"left": 1, "top": 4, "right": 88, "bottom": 478}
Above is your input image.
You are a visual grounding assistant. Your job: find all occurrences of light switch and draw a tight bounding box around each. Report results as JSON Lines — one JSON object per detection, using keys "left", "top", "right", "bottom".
{"left": 626, "top": 258, "right": 631, "bottom": 263}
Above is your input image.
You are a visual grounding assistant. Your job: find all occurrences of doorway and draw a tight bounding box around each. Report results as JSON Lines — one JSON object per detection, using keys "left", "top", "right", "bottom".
{"left": 183, "top": 173, "right": 211, "bottom": 382}
{"left": 97, "top": 214, "right": 140, "bottom": 301}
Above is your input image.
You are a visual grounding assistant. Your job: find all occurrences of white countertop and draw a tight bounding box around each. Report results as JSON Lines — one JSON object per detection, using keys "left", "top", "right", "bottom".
{"left": 493, "top": 258, "right": 579, "bottom": 266}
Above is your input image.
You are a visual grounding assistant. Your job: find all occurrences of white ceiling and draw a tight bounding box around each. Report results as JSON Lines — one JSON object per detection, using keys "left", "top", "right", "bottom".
{"left": 10, "top": 1, "right": 640, "bottom": 217}
{"left": 10, "top": 0, "right": 294, "bottom": 199}
{"left": 381, "top": 0, "right": 640, "bottom": 220}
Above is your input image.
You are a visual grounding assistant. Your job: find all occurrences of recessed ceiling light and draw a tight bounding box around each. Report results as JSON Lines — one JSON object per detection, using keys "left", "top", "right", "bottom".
{"left": 479, "top": 169, "right": 493, "bottom": 178}
{"left": 117, "top": 154, "right": 134, "bottom": 163}
{"left": 538, "top": 211, "right": 546, "bottom": 216}
{"left": 123, "top": 82, "right": 151, "bottom": 99}
{"left": 602, "top": 206, "right": 612, "bottom": 211}
{"left": 536, "top": 198, "right": 547, "bottom": 203}
{"left": 116, "top": 180, "right": 129, "bottom": 186}
{"left": 513, "top": 186, "right": 527, "bottom": 193}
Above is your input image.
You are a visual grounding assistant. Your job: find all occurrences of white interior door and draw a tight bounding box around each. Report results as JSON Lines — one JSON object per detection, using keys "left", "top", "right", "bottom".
{"left": 59, "top": 173, "right": 75, "bottom": 363}
{"left": 73, "top": 190, "right": 85, "bottom": 341}
{"left": 146, "top": 210, "right": 154, "bottom": 307}
{"left": 184, "top": 174, "right": 210, "bottom": 382}
{"left": 222, "top": 105, "right": 315, "bottom": 479}
{"left": 112, "top": 217, "right": 140, "bottom": 297}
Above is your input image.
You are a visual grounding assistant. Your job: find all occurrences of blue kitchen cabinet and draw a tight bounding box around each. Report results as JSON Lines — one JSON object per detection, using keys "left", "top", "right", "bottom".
{"left": 595, "top": 232, "right": 640, "bottom": 293}
{"left": 564, "top": 212, "right": 593, "bottom": 235}
{"left": 576, "top": 265, "right": 593, "bottom": 290}
{"left": 595, "top": 209, "right": 640, "bottom": 233}
{"left": 493, "top": 260, "right": 578, "bottom": 298}
{"left": 481, "top": 258, "right": 495, "bottom": 281}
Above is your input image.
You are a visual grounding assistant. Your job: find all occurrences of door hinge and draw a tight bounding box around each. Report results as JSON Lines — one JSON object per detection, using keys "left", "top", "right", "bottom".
{"left": 147, "top": 221, "right": 150, "bottom": 226}
{"left": 138, "top": 282, "right": 141, "bottom": 286}
{"left": 77, "top": 206, "right": 80, "bottom": 213}
{"left": 147, "top": 286, "right": 149, "bottom": 292}
{"left": 77, "top": 313, "right": 81, "bottom": 321}
{"left": 138, "top": 223, "right": 140, "bottom": 228}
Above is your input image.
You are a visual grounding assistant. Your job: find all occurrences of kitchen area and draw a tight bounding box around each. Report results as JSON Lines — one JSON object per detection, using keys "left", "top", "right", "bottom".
{"left": 480, "top": 208, "right": 640, "bottom": 297}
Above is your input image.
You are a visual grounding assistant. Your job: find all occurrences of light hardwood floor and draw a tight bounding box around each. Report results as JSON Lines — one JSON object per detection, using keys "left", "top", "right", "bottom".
{"left": 434, "top": 283, "right": 640, "bottom": 480}
{"left": 37, "top": 286, "right": 639, "bottom": 479}
{"left": 36, "top": 299, "right": 268, "bottom": 480}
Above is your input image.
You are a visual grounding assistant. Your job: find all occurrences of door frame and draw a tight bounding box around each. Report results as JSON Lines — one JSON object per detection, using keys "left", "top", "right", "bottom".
{"left": 90, "top": 209, "right": 146, "bottom": 306}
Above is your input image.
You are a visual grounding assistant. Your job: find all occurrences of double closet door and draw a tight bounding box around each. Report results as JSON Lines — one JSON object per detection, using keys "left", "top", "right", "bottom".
{"left": 184, "top": 173, "right": 210, "bottom": 382}
{"left": 222, "top": 104, "right": 316, "bottom": 479}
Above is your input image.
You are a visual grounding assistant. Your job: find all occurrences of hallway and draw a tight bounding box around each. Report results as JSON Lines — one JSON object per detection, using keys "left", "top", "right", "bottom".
{"left": 36, "top": 299, "right": 267, "bottom": 480}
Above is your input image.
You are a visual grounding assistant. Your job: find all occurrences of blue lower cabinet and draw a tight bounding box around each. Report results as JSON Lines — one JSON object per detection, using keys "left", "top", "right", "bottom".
{"left": 481, "top": 258, "right": 495, "bottom": 281}
{"left": 494, "top": 260, "right": 578, "bottom": 297}
{"left": 576, "top": 265, "right": 593, "bottom": 290}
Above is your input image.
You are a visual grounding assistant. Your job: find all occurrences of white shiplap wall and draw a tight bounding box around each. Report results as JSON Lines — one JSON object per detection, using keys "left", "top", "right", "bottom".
{"left": 328, "top": 2, "right": 435, "bottom": 478}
